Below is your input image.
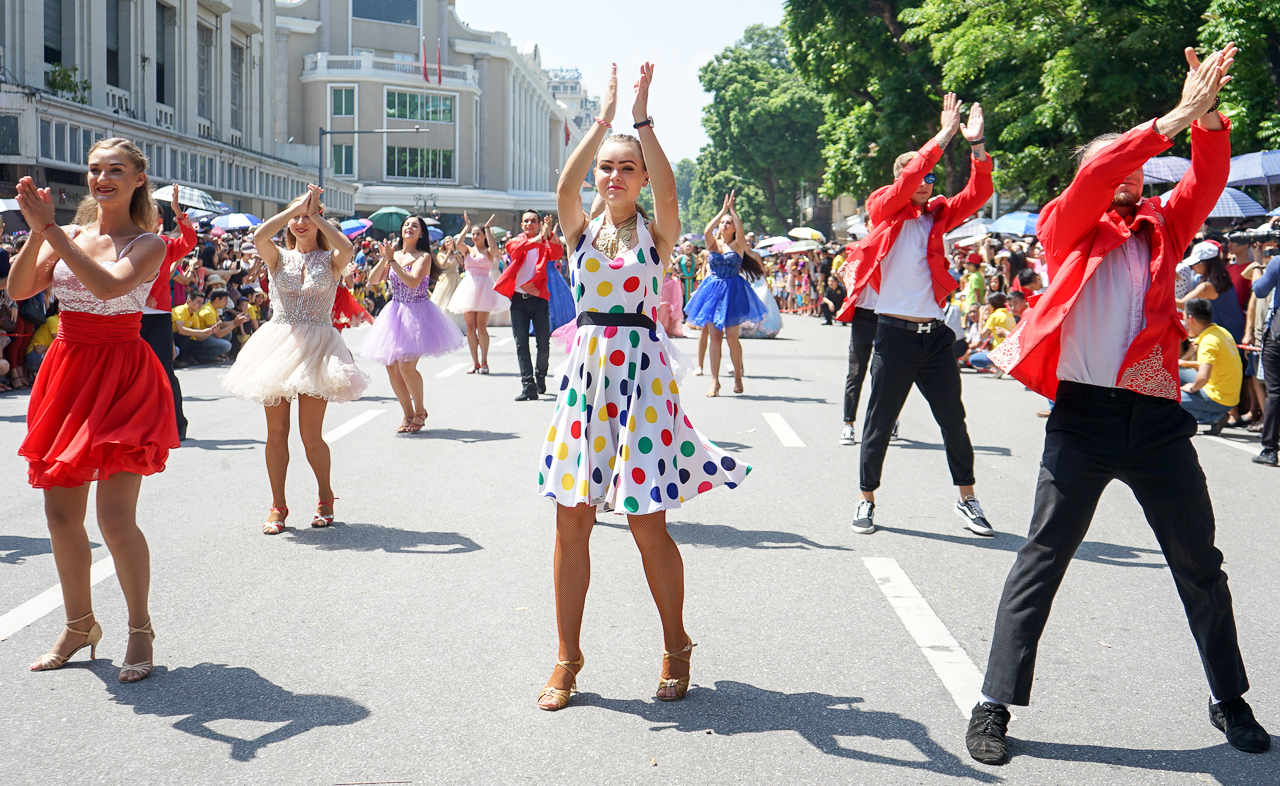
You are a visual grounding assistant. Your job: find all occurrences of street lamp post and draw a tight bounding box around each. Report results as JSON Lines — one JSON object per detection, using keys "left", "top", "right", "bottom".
{"left": 317, "top": 125, "right": 425, "bottom": 203}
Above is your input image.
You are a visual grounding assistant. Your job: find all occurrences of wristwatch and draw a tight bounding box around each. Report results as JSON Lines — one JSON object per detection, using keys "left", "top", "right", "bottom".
{"left": 633, "top": 117, "right": 654, "bottom": 130}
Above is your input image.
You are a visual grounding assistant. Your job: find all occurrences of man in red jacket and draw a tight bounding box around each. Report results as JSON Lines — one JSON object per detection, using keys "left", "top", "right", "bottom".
{"left": 495, "top": 210, "right": 563, "bottom": 400}
{"left": 967, "top": 44, "right": 1268, "bottom": 765}
{"left": 143, "top": 191, "right": 197, "bottom": 440}
{"left": 838, "top": 93, "right": 993, "bottom": 537}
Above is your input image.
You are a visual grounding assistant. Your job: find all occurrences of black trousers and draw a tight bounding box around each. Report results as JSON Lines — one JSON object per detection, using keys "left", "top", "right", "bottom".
{"left": 982, "top": 381, "right": 1249, "bottom": 705}
{"left": 859, "top": 319, "right": 975, "bottom": 491}
{"left": 510, "top": 293, "right": 550, "bottom": 392}
{"left": 140, "top": 313, "right": 187, "bottom": 436}
{"left": 843, "top": 307, "right": 878, "bottom": 423}
{"left": 1260, "top": 332, "right": 1280, "bottom": 452}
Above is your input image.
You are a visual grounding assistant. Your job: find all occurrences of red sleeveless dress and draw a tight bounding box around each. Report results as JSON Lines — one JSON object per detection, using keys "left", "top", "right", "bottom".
{"left": 20, "top": 235, "right": 179, "bottom": 488}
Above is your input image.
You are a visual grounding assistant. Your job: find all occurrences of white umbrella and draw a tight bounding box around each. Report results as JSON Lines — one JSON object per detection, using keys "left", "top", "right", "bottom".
{"left": 153, "top": 184, "right": 222, "bottom": 212}
{"left": 786, "top": 239, "right": 822, "bottom": 253}
{"left": 788, "top": 227, "right": 827, "bottom": 242}
{"left": 754, "top": 236, "right": 791, "bottom": 248}
{"left": 845, "top": 216, "right": 869, "bottom": 239}
{"left": 211, "top": 213, "right": 262, "bottom": 230}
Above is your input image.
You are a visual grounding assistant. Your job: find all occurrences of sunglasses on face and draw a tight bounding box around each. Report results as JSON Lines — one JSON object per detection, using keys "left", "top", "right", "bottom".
{"left": 923, "top": 174, "right": 937, "bottom": 184}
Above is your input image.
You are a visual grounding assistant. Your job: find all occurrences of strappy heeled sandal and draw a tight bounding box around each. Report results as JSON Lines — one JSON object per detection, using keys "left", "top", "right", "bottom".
{"left": 657, "top": 640, "right": 696, "bottom": 701}
{"left": 466, "top": 364, "right": 481, "bottom": 374}
{"left": 537, "top": 653, "right": 585, "bottom": 711}
{"left": 479, "top": 364, "right": 490, "bottom": 375}
{"left": 406, "top": 411, "right": 428, "bottom": 433}
{"left": 263, "top": 506, "right": 288, "bottom": 535}
{"left": 395, "top": 416, "right": 412, "bottom": 433}
{"left": 312, "top": 497, "right": 337, "bottom": 528}
{"left": 29, "top": 612, "right": 102, "bottom": 671}
{"left": 119, "top": 619, "right": 155, "bottom": 683}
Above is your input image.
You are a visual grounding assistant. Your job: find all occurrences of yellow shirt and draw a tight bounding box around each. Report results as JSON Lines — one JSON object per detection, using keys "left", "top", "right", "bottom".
{"left": 29, "top": 314, "right": 59, "bottom": 350}
{"left": 172, "top": 302, "right": 218, "bottom": 332}
{"left": 831, "top": 254, "right": 846, "bottom": 273}
{"left": 1194, "top": 323, "right": 1242, "bottom": 407}
{"left": 983, "top": 308, "right": 1017, "bottom": 349}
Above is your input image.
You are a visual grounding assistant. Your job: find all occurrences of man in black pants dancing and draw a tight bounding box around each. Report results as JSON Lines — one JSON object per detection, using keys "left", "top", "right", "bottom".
{"left": 838, "top": 93, "right": 993, "bottom": 536}
{"left": 496, "top": 210, "right": 563, "bottom": 401}
{"left": 967, "top": 43, "right": 1268, "bottom": 764}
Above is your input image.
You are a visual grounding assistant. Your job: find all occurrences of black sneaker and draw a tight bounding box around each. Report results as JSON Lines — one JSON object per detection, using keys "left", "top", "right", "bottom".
{"left": 514, "top": 388, "right": 539, "bottom": 401}
{"left": 1210, "top": 698, "right": 1271, "bottom": 753}
{"left": 890, "top": 421, "right": 899, "bottom": 440}
{"left": 966, "top": 702, "right": 1011, "bottom": 765}
{"left": 536, "top": 376, "right": 547, "bottom": 395}
{"left": 1253, "top": 449, "right": 1278, "bottom": 466}
{"left": 851, "top": 500, "right": 876, "bottom": 535}
{"left": 955, "top": 497, "right": 995, "bottom": 536}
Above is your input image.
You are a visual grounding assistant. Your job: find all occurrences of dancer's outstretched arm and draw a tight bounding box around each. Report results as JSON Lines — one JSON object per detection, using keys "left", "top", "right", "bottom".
{"left": 703, "top": 194, "right": 730, "bottom": 255}
{"left": 632, "top": 62, "right": 680, "bottom": 253}
{"left": 558, "top": 64, "right": 617, "bottom": 246}
{"left": 254, "top": 191, "right": 309, "bottom": 271}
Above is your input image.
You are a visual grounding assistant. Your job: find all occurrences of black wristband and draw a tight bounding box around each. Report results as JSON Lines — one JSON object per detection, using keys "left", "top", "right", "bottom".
{"left": 970, "top": 136, "right": 985, "bottom": 145}
{"left": 633, "top": 117, "right": 653, "bottom": 129}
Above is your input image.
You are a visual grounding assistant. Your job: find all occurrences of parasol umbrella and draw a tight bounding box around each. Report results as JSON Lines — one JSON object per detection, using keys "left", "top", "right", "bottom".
{"left": 988, "top": 211, "right": 1039, "bottom": 236}
{"left": 952, "top": 233, "right": 989, "bottom": 248}
{"left": 186, "top": 209, "right": 217, "bottom": 223}
{"left": 213, "top": 201, "right": 233, "bottom": 215}
{"left": 845, "top": 216, "right": 870, "bottom": 240}
{"left": 152, "top": 184, "right": 222, "bottom": 213}
{"left": 786, "top": 239, "right": 822, "bottom": 253}
{"left": 755, "top": 236, "right": 791, "bottom": 248}
{"left": 0, "top": 198, "right": 27, "bottom": 231}
{"left": 788, "top": 227, "right": 826, "bottom": 242}
{"left": 1270, "top": 206, "right": 1280, "bottom": 217}
{"left": 211, "top": 212, "right": 261, "bottom": 230}
{"left": 489, "top": 227, "right": 509, "bottom": 240}
{"left": 340, "top": 218, "right": 373, "bottom": 238}
{"left": 680, "top": 232, "right": 705, "bottom": 243}
{"left": 367, "top": 206, "right": 411, "bottom": 232}
{"left": 1226, "top": 150, "right": 1280, "bottom": 186}
{"left": 210, "top": 226, "right": 226, "bottom": 237}
{"left": 944, "top": 217, "right": 992, "bottom": 241}
{"left": 1160, "top": 186, "right": 1267, "bottom": 219}
{"left": 428, "top": 226, "right": 444, "bottom": 242}
{"left": 1143, "top": 156, "right": 1191, "bottom": 184}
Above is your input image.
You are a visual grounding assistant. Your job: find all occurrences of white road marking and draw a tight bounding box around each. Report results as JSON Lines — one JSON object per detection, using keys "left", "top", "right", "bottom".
{"left": 0, "top": 557, "right": 116, "bottom": 641}
{"left": 762, "top": 412, "right": 806, "bottom": 447}
{"left": 863, "top": 557, "right": 984, "bottom": 717}
{"left": 322, "top": 409, "right": 386, "bottom": 443}
{"left": 1201, "top": 434, "right": 1260, "bottom": 456}
{"left": 491, "top": 336, "right": 513, "bottom": 347}
{"left": 435, "top": 361, "right": 471, "bottom": 378}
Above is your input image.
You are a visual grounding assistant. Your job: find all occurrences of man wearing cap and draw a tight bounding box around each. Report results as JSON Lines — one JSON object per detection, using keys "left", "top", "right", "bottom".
{"left": 837, "top": 92, "right": 993, "bottom": 537}
{"left": 969, "top": 43, "right": 1268, "bottom": 765}
{"left": 496, "top": 210, "right": 563, "bottom": 401}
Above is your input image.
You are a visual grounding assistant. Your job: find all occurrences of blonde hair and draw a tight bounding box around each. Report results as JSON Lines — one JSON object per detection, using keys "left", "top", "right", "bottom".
{"left": 283, "top": 193, "right": 331, "bottom": 251}
{"left": 78, "top": 137, "right": 157, "bottom": 231}
{"left": 599, "top": 134, "right": 646, "bottom": 170}
{"left": 893, "top": 151, "right": 918, "bottom": 179}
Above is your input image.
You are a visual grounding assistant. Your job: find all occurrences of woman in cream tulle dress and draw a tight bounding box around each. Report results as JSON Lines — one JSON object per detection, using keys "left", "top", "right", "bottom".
{"left": 221, "top": 185, "right": 369, "bottom": 535}
{"left": 431, "top": 235, "right": 465, "bottom": 329}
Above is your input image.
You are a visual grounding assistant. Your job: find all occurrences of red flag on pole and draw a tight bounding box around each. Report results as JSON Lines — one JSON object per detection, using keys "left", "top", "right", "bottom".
{"left": 421, "top": 38, "right": 429, "bottom": 84}
{"left": 564, "top": 119, "right": 570, "bottom": 146}
{"left": 436, "top": 39, "right": 443, "bottom": 85}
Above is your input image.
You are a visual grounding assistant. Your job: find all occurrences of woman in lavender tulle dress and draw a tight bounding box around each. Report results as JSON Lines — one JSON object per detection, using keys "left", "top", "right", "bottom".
{"left": 357, "top": 216, "right": 465, "bottom": 433}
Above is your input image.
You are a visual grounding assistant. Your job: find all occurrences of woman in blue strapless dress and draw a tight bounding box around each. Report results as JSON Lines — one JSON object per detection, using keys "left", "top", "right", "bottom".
{"left": 683, "top": 192, "right": 767, "bottom": 395}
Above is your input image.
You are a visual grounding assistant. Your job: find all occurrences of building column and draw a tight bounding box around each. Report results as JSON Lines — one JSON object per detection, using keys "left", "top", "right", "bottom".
{"left": 274, "top": 27, "right": 290, "bottom": 144}
{"left": 436, "top": 0, "right": 448, "bottom": 68}
{"left": 474, "top": 53, "right": 489, "bottom": 189}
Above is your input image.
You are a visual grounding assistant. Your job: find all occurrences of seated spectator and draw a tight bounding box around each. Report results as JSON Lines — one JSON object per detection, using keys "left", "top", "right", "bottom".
{"left": 172, "top": 291, "right": 236, "bottom": 366}
{"left": 968, "top": 293, "right": 1016, "bottom": 372}
{"left": 25, "top": 306, "right": 60, "bottom": 376}
{"left": 1179, "top": 297, "right": 1242, "bottom": 434}
{"left": 230, "top": 296, "right": 257, "bottom": 358}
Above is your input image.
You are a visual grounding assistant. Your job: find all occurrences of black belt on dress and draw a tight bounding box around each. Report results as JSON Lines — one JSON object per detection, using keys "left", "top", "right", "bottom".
{"left": 878, "top": 315, "right": 944, "bottom": 333}
{"left": 577, "top": 312, "right": 657, "bottom": 330}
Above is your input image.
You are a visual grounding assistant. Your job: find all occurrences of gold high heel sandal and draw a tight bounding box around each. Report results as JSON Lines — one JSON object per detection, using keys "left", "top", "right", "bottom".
{"left": 30, "top": 612, "right": 102, "bottom": 671}
{"left": 657, "top": 640, "right": 696, "bottom": 701}
{"left": 536, "top": 653, "right": 585, "bottom": 711}
{"left": 119, "top": 619, "right": 155, "bottom": 683}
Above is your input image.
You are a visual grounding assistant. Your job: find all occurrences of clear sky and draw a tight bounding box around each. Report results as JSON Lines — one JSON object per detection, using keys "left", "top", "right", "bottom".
{"left": 453, "top": 0, "right": 786, "bottom": 164}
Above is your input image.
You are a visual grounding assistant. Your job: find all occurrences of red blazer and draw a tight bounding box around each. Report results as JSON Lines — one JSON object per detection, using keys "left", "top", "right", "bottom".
{"left": 150, "top": 219, "right": 197, "bottom": 311}
{"left": 837, "top": 140, "right": 993, "bottom": 318}
{"left": 990, "top": 115, "right": 1231, "bottom": 401}
{"left": 495, "top": 233, "right": 564, "bottom": 301}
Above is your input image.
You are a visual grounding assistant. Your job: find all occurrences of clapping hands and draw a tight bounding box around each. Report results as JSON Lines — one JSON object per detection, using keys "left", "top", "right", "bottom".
{"left": 15, "top": 177, "right": 55, "bottom": 233}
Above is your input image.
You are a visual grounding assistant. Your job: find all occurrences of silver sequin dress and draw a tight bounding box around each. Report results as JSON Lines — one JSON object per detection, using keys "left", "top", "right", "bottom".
{"left": 220, "top": 248, "right": 370, "bottom": 405}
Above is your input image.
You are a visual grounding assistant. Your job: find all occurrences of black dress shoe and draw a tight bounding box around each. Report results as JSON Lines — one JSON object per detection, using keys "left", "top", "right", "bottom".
{"left": 1253, "top": 448, "right": 1278, "bottom": 466}
{"left": 966, "top": 702, "right": 1011, "bottom": 765}
{"left": 1207, "top": 412, "right": 1230, "bottom": 436}
{"left": 536, "top": 377, "right": 546, "bottom": 395}
{"left": 514, "top": 389, "right": 538, "bottom": 401}
{"left": 1210, "top": 698, "right": 1271, "bottom": 753}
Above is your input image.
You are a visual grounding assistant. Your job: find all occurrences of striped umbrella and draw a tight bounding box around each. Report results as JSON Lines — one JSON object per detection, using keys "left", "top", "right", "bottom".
{"left": 152, "top": 184, "right": 222, "bottom": 212}
{"left": 211, "top": 213, "right": 262, "bottom": 230}
{"left": 1160, "top": 186, "right": 1267, "bottom": 219}
{"left": 1143, "top": 156, "right": 1191, "bottom": 184}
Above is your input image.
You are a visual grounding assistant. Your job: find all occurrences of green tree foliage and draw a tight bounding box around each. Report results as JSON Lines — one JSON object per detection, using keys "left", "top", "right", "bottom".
{"left": 686, "top": 144, "right": 770, "bottom": 235}
{"left": 1199, "top": 0, "right": 1280, "bottom": 148}
{"left": 673, "top": 158, "right": 696, "bottom": 214}
{"left": 695, "top": 24, "right": 826, "bottom": 233}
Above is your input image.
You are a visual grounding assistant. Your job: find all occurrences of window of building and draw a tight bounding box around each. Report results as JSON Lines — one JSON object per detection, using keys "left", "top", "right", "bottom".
{"left": 0, "top": 116, "right": 20, "bottom": 156}
{"left": 54, "top": 122, "right": 66, "bottom": 161}
{"left": 179, "top": 151, "right": 187, "bottom": 182}
{"left": 70, "top": 127, "right": 83, "bottom": 165}
{"left": 332, "top": 87, "right": 354, "bottom": 117}
{"left": 39, "top": 119, "right": 51, "bottom": 159}
{"left": 44, "top": 0, "right": 62, "bottom": 64}
{"left": 392, "top": 52, "right": 415, "bottom": 62}
{"left": 230, "top": 43, "right": 244, "bottom": 131}
{"left": 333, "top": 144, "right": 354, "bottom": 176}
{"left": 352, "top": 48, "right": 375, "bottom": 57}
{"left": 155, "top": 3, "right": 174, "bottom": 105}
{"left": 386, "top": 91, "right": 453, "bottom": 123}
{"left": 196, "top": 24, "right": 213, "bottom": 120}
{"left": 386, "top": 146, "right": 452, "bottom": 180}
{"left": 352, "top": 0, "right": 417, "bottom": 25}
{"left": 106, "top": 0, "right": 122, "bottom": 87}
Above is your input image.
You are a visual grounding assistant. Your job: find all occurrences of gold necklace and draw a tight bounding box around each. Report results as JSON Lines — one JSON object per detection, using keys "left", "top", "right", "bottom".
{"left": 594, "top": 214, "right": 639, "bottom": 259}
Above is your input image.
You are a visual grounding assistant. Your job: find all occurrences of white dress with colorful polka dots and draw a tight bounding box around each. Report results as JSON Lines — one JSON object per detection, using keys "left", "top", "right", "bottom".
{"left": 538, "top": 215, "right": 751, "bottom": 514}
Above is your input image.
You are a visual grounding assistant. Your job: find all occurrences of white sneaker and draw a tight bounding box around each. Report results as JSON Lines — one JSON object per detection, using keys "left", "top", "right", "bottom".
{"left": 954, "top": 497, "right": 994, "bottom": 536}
{"left": 851, "top": 500, "right": 876, "bottom": 535}
{"left": 840, "top": 424, "right": 856, "bottom": 445}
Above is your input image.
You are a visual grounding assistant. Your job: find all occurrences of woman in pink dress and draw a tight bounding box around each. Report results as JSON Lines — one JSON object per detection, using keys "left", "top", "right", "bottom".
{"left": 447, "top": 212, "right": 510, "bottom": 373}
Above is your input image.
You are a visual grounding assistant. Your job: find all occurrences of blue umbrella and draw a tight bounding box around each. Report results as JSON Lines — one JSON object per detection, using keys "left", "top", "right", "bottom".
{"left": 214, "top": 201, "right": 233, "bottom": 215}
{"left": 988, "top": 211, "right": 1039, "bottom": 236}
{"left": 428, "top": 226, "right": 444, "bottom": 242}
{"left": 1143, "top": 156, "right": 1191, "bottom": 184}
{"left": 1227, "top": 150, "right": 1280, "bottom": 186}
{"left": 211, "top": 212, "right": 262, "bottom": 230}
{"left": 1160, "top": 186, "right": 1267, "bottom": 219}
{"left": 1268, "top": 205, "right": 1280, "bottom": 217}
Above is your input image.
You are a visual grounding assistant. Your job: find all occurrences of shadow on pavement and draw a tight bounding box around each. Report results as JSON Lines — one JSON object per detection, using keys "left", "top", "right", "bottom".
{"left": 87, "top": 662, "right": 369, "bottom": 761}
{"left": 1016, "top": 738, "right": 1277, "bottom": 786}
{"left": 285, "top": 522, "right": 481, "bottom": 555}
{"left": 0, "top": 413, "right": 28, "bottom": 422}
{"left": 407, "top": 428, "right": 518, "bottom": 442}
{"left": 181, "top": 438, "right": 265, "bottom": 451}
{"left": 894, "top": 438, "right": 1012, "bottom": 456}
{"left": 583, "top": 680, "right": 998, "bottom": 781}
{"left": 596, "top": 519, "right": 848, "bottom": 551}
{"left": 734, "top": 394, "right": 829, "bottom": 404}
{"left": 0, "top": 534, "right": 95, "bottom": 564}
{"left": 876, "top": 525, "right": 1167, "bottom": 569}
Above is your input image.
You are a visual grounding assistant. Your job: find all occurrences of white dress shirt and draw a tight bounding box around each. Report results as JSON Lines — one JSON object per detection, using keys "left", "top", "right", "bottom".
{"left": 1057, "top": 229, "right": 1151, "bottom": 388}
{"left": 514, "top": 248, "right": 539, "bottom": 290}
{"left": 875, "top": 214, "right": 943, "bottom": 320}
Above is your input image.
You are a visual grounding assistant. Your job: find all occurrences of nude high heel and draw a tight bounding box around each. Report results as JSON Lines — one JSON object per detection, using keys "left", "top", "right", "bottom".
{"left": 657, "top": 640, "right": 696, "bottom": 701}
{"left": 118, "top": 619, "right": 155, "bottom": 683}
{"left": 537, "top": 653, "right": 585, "bottom": 711}
{"left": 29, "top": 612, "right": 102, "bottom": 671}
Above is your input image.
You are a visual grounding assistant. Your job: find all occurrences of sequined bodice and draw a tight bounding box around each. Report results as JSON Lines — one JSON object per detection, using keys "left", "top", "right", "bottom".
{"left": 51, "top": 233, "right": 158, "bottom": 315}
{"left": 390, "top": 261, "right": 432, "bottom": 303}
{"left": 708, "top": 251, "right": 744, "bottom": 280}
{"left": 268, "top": 248, "right": 337, "bottom": 327}
{"left": 569, "top": 216, "right": 662, "bottom": 322}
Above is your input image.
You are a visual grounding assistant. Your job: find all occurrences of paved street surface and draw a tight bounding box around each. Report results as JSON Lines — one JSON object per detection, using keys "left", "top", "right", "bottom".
{"left": 1, "top": 317, "right": 1275, "bottom": 785}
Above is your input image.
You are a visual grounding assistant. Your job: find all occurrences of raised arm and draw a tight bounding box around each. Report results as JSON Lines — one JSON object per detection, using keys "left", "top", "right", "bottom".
{"left": 557, "top": 64, "right": 617, "bottom": 246}
{"left": 482, "top": 215, "right": 501, "bottom": 263}
{"left": 254, "top": 192, "right": 308, "bottom": 271}
{"left": 941, "top": 103, "right": 994, "bottom": 232}
{"left": 869, "top": 94, "right": 963, "bottom": 222}
{"left": 726, "top": 192, "right": 748, "bottom": 255}
{"left": 454, "top": 210, "right": 473, "bottom": 250}
{"left": 632, "top": 63, "right": 680, "bottom": 251}
{"left": 703, "top": 194, "right": 730, "bottom": 254}
{"left": 305, "top": 187, "right": 354, "bottom": 272}
{"left": 366, "top": 239, "right": 396, "bottom": 286}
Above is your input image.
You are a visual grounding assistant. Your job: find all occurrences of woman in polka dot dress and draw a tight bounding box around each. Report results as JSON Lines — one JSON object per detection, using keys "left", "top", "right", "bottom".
{"left": 535, "top": 63, "right": 750, "bottom": 712}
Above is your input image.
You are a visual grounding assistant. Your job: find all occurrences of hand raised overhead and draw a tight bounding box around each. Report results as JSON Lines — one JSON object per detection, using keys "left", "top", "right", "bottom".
{"left": 1180, "top": 43, "right": 1237, "bottom": 116}
{"left": 599, "top": 63, "right": 618, "bottom": 125}
{"left": 633, "top": 62, "right": 654, "bottom": 123}
{"left": 961, "top": 102, "right": 985, "bottom": 143}
{"left": 938, "top": 93, "right": 962, "bottom": 142}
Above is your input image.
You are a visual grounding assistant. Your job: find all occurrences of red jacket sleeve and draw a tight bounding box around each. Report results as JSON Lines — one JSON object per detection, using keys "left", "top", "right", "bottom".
{"left": 941, "top": 154, "right": 994, "bottom": 232}
{"left": 868, "top": 140, "right": 944, "bottom": 225}
{"left": 1160, "top": 113, "right": 1231, "bottom": 255}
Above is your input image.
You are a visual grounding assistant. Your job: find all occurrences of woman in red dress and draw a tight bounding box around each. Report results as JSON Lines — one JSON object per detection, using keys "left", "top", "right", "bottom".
{"left": 10, "top": 138, "right": 177, "bottom": 683}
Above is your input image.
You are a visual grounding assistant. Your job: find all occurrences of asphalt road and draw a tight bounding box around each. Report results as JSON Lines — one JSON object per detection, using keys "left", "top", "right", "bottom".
{"left": 1, "top": 316, "right": 1276, "bottom": 786}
